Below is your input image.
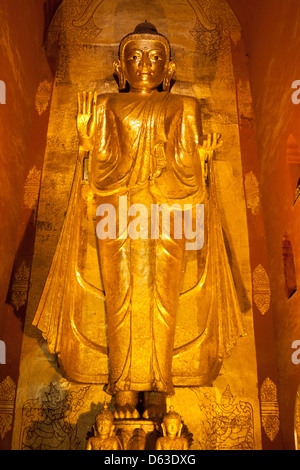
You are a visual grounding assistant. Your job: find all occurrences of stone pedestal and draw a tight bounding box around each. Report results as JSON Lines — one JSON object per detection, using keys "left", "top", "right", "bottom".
{"left": 114, "top": 419, "right": 161, "bottom": 451}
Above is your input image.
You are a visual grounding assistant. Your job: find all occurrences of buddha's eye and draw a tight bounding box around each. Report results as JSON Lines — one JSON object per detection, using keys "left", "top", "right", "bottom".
{"left": 132, "top": 55, "right": 138, "bottom": 60}
{"left": 151, "top": 54, "right": 162, "bottom": 61}
{"left": 150, "top": 53, "right": 163, "bottom": 61}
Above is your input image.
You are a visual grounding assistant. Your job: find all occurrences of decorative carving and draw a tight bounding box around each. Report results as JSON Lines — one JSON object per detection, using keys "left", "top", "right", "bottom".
{"left": 0, "top": 377, "right": 16, "bottom": 440}
{"left": 48, "top": 0, "right": 103, "bottom": 83}
{"left": 188, "top": 0, "right": 240, "bottom": 58}
{"left": 253, "top": 264, "right": 271, "bottom": 315}
{"left": 71, "top": 0, "right": 103, "bottom": 40}
{"left": 53, "top": 0, "right": 102, "bottom": 44}
{"left": 187, "top": 0, "right": 217, "bottom": 31}
{"left": 113, "top": 419, "right": 161, "bottom": 451}
{"left": 23, "top": 166, "right": 42, "bottom": 210}
{"left": 193, "top": 385, "right": 254, "bottom": 450}
{"left": 190, "top": 18, "right": 221, "bottom": 61}
{"left": 20, "top": 382, "right": 90, "bottom": 450}
{"left": 260, "top": 378, "right": 280, "bottom": 442}
{"left": 10, "top": 261, "right": 30, "bottom": 311}
{"left": 35, "top": 80, "right": 53, "bottom": 116}
{"left": 244, "top": 171, "right": 261, "bottom": 216}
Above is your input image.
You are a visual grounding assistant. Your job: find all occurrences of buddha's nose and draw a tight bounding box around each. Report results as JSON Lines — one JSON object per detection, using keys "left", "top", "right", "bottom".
{"left": 139, "top": 52, "right": 151, "bottom": 72}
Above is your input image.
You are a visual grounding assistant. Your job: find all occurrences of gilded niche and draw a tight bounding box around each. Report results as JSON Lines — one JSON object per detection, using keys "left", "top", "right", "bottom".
{"left": 33, "top": 21, "right": 246, "bottom": 418}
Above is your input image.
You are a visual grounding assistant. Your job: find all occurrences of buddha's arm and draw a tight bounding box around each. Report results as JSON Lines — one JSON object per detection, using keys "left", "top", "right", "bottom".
{"left": 182, "top": 95, "right": 223, "bottom": 150}
{"left": 85, "top": 438, "right": 92, "bottom": 450}
{"left": 181, "top": 97, "right": 223, "bottom": 186}
{"left": 113, "top": 439, "right": 119, "bottom": 450}
{"left": 183, "top": 437, "right": 189, "bottom": 450}
{"left": 198, "top": 132, "right": 223, "bottom": 186}
{"left": 177, "top": 95, "right": 207, "bottom": 188}
{"left": 156, "top": 437, "right": 163, "bottom": 450}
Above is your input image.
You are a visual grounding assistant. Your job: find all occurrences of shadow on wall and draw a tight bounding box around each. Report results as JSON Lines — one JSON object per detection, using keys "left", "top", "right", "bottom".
{"left": 43, "top": 0, "right": 62, "bottom": 43}
{"left": 5, "top": 212, "right": 37, "bottom": 331}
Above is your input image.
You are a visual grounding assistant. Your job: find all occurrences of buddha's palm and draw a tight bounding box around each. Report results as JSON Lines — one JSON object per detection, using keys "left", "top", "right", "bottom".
{"left": 201, "top": 132, "right": 223, "bottom": 153}
{"left": 77, "top": 91, "right": 97, "bottom": 151}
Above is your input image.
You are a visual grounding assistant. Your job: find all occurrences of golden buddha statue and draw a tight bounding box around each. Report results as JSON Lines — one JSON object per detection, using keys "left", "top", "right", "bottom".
{"left": 156, "top": 406, "right": 189, "bottom": 450}
{"left": 33, "top": 22, "right": 246, "bottom": 417}
{"left": 86, "top": 401, "right": 119, "bottom": 450}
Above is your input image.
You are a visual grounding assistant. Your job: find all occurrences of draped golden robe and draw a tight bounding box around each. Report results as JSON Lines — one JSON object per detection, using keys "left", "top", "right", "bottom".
{"left": 33, "top": 90, "right": 246, "bottom": 393}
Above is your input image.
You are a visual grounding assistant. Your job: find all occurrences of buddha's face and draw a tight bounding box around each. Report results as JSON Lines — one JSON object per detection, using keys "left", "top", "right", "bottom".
{"left": 119, "top": 39, "right": 173, "bottom": 93}
{"left": 96, "top": 418, "right": 113, "bottom": 437}
{"left": 164, "top": 418, "right": 181, "bottom": 438}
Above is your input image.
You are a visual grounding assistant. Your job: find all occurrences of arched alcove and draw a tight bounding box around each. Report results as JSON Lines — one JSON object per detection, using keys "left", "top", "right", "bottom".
{"left": 11, "top": 0, "right": 262, "bottom": 451}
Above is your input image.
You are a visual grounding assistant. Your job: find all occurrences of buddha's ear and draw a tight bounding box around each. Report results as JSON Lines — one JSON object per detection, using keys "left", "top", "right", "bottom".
{"left": 168, "top": 60, "right": 176, "bottom": 78}
{"left": 178, "top": 423, "right": 183, "bottom": 437}
{"left": 162, "top": 422, "right": 167, "bottom": 437}
{"left": 163, "top": 61, "right": 176, "bottom": 91}
{"left": 113, "top": 59, "right": 126, "bottom": 90}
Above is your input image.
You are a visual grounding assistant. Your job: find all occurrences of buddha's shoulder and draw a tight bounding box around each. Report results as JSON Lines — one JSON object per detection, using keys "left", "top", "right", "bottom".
{"left": 169, "top": 92, "right": 201, "bottom": 110}
{"left": 96, "top": 92, "right": 117, "bottom": 107}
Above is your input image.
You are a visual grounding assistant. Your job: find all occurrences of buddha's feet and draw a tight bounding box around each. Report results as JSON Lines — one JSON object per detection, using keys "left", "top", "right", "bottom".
{"left": 114, "top": 391, "right": 167, "bottom": 420}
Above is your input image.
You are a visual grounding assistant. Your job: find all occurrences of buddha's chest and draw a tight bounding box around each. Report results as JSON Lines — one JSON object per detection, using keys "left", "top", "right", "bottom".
{"left": 108, "top": 94, "right": 175, "bottom": 145}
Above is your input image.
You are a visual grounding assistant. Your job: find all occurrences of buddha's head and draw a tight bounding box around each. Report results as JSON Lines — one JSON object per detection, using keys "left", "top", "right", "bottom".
{"left": 162, "top": 406, "right": 183, "bottom": 439}
{"left": 114, "top": 21, "right": 176, "bottom": 93}
{"left": 95, "top": 401, "right": 114, "bottom": 437}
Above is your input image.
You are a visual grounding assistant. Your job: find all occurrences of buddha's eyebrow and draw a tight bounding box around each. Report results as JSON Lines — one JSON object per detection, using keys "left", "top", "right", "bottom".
{"left": 126, "top": 47, "right": 143, "bottom": 54}
{"left": 126, "top": 47, "right": 165, "bottom": 54}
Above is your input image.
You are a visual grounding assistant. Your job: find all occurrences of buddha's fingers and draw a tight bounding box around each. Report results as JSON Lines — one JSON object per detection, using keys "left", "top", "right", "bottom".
{"left": 87, "top": 91, "right": 93, "bottom": 115}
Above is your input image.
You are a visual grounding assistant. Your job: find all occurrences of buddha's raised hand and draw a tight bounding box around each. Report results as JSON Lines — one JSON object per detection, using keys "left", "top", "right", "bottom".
{"left": 199, "top": 133, "right": 223, "bottom": 186}
{"left": 200, "top": 132, "right": 223, "bottom": 154}
{"left": 77, "top": 91, "right": 97, "bottom": 151}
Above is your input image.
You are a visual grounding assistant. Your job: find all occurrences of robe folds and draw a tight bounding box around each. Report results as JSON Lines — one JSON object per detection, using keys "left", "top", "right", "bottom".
{"left": 33, "top": 90, "right": 246, "bottom": 393}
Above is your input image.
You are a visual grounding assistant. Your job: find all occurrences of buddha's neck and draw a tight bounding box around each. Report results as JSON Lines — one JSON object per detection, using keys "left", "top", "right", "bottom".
{"left": 129, "top": 87, "right": 158, "bottom": 94}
